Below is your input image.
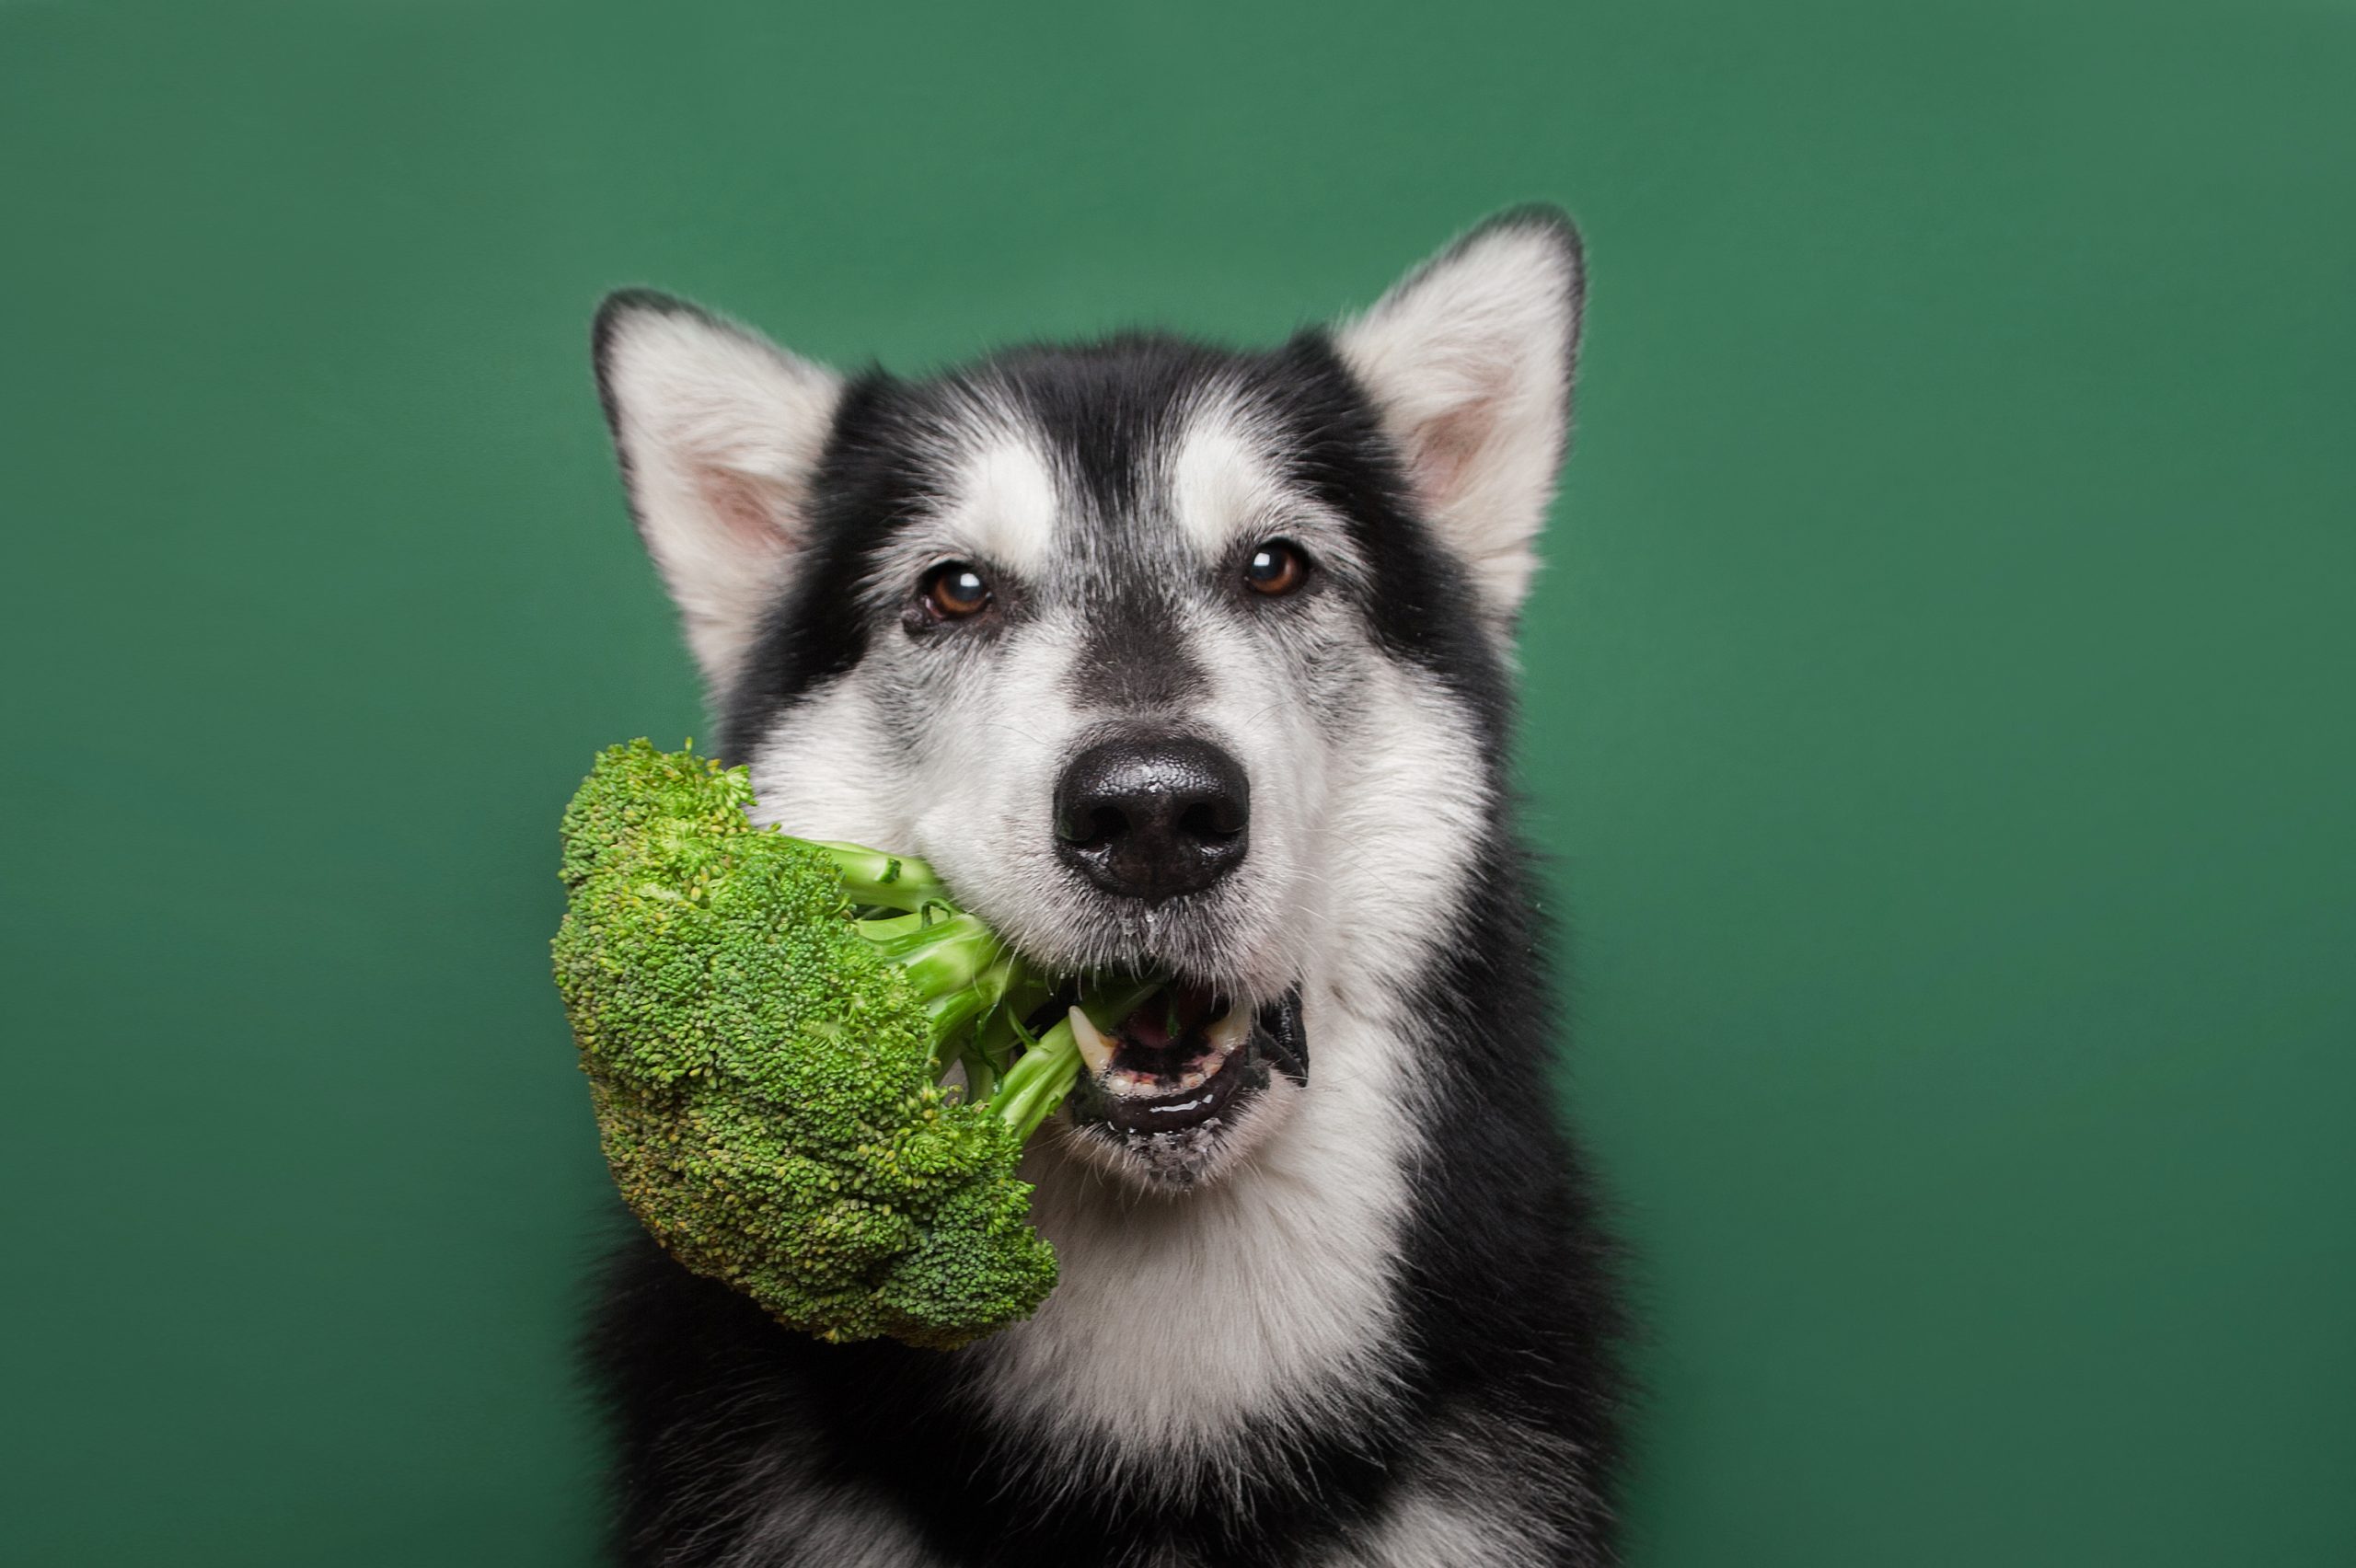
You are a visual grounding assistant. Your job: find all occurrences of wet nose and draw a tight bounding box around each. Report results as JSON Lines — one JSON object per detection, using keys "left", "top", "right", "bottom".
{"left": 1054, "top": 732, "right": 1250, "bottom": 903}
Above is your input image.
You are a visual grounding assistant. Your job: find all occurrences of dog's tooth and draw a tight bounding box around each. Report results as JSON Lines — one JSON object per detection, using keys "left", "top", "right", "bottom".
{"left": 1068, "top": 1007, "right": 1114, "bottom": 1078}
{"left": 1205, "top": 1001, "right": 1252, "bottom": 1056}
{"left": 1169, "top": 1043, "right": 1234, "bottom": 1096}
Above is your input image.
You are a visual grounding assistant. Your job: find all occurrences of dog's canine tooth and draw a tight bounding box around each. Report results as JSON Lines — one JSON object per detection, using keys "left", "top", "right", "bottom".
{"left": 1205, "top": 1000, "right": 1251, "bottom": 1057}
{"left": 1068, "top": 1005, "right": 1115, "bottom": 1078}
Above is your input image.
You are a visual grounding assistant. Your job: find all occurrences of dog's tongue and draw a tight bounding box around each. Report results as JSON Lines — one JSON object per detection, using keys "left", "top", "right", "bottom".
{"left": 1118, "top": 982, "right": 1221, "bottom": 1053}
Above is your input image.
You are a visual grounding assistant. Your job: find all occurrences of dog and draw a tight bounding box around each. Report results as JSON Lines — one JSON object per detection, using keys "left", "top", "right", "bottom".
{"left": 583, "top": 207, "right": 1626, "bottom": 1566}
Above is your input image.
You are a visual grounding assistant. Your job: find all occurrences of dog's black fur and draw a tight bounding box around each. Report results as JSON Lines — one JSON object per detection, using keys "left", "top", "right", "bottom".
{"left": 586, "top": 232, "right": 1627, "bottom": 1566}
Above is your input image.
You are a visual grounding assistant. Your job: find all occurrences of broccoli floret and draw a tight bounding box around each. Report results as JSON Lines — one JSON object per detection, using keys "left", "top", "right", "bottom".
{"left": 552, "top": 740, "right": 1150, "bottom": 1350}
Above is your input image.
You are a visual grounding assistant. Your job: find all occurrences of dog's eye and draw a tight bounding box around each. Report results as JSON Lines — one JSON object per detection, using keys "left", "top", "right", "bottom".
{"left": 1242, "top": 540, "right": 1311, "bottom": 597}
{"left": 919, "top": 561, "right": 992, "bottom": 620}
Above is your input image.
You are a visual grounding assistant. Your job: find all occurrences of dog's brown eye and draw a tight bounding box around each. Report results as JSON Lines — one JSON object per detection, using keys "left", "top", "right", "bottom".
{"left": 920, "top": 561, "right": 992, "bottom": 620}
{"left": 1243, "top": 540, "right": 1310, "bottom": 597}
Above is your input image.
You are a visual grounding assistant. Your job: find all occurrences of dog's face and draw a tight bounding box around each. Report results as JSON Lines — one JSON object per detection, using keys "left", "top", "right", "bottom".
{"left": 595, "top": 213, "right": 1580, "bottom": 1193}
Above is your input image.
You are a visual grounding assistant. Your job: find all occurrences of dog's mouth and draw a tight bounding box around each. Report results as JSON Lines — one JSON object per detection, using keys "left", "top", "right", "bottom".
{"left": 1055, "top": 980, "right": 1308, "bottom": 1179}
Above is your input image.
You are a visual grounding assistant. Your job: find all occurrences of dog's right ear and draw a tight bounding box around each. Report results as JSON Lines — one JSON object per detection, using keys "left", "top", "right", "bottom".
{"left": 1335, "top": 209, "right": 1583, "bottom": 639}
{"left": 593, "top": 291, "right": 845, "bottom": 690}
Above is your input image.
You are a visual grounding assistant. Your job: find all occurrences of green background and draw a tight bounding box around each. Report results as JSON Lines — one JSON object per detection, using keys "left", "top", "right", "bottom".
{"left": 5, "top": 2, "right": 2351, "bottom": 1562}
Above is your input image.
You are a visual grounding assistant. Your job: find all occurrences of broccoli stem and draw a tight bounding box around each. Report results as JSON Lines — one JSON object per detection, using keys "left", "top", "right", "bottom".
{"left": 814, "top": 836, "right": 1161, "bottom": 1136}
{"left": 851, "top": 910, "right": 1017, "bottom": 1070}
{"left": 971, "top": 974, "right": 1058, "bottom": 1074}
{"left": 806, "top": 842, "right": 952, "bottom": 912}
{"left": 959, "top": 1050, "right": 999, "bottom": 1102}
{"left": 861, "top": 911, "right": 1006, "bottom": 998}
{"left": 990, "top": 977, "right": 1163, "bottom": 1140}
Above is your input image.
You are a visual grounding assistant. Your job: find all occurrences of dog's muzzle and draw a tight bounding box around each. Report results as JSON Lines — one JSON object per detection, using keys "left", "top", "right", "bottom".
{"left": 1063, "top": 983, "right": 1307, "bottom": 1151}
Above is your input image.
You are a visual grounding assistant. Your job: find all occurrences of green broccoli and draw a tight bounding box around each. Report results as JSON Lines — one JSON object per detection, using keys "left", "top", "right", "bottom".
{"left": 551, "top": 739, "right": 1153, "bottom": 1350}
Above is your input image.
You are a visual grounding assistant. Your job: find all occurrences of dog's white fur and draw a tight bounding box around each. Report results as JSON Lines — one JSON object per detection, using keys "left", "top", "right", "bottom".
{"left": 1339, "top": 220, "right": 1580, "bottom": 637}
{"left": 595, "top": 214, "right": 1588, "bottom": 1566}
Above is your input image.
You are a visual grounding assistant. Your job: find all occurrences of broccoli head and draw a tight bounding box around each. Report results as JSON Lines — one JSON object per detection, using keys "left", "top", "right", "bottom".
{"left": 552, "top": 739, "right": 1150, "bottom": 1350}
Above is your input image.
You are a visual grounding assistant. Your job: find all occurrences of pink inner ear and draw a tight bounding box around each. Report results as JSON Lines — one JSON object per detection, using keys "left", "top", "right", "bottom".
{"left": 696, "top": 465, "right": 799, "bottom": 557}
{"left": 1410, "top": 397, "right": 1495, "bottom": 517}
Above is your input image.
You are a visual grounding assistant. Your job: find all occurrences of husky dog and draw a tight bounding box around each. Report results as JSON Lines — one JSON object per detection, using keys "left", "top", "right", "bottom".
{"left": 585, "top": 208, "right": 1626, "bottom": 1567}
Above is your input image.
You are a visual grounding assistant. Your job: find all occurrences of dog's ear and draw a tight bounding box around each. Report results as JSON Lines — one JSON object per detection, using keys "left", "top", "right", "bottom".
{"left": 593, "top": 290, "right": 845, "bottom": 689}
{"left": 1336, "top": 208, "right": 1584, "bottom": 632}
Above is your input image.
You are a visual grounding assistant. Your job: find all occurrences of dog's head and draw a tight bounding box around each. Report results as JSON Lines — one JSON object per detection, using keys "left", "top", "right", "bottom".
{"left": 593, "top": 211, "right": 1581, "bottom": 1192}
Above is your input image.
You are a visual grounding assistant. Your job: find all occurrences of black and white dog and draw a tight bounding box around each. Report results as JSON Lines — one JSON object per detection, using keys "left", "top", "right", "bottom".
{"left": 585, "top": 208, "right": 1626, "bottom": 1566}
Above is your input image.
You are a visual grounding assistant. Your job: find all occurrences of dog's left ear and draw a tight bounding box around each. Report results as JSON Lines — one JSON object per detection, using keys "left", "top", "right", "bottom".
{"left": 594, "top": 290, "right": 846, "bottom": 692}
{"left": 1337, "top": 208, "right": 1584, "bottom": 632}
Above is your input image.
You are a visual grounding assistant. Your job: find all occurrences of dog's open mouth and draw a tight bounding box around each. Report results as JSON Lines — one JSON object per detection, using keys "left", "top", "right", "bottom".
{"left": 1054, "top": 981, "right": 1308, "bottom": 1172}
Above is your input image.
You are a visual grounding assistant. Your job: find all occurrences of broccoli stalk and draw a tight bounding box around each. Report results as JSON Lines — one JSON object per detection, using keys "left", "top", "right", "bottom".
{"left": 552, "top": 740, "right": 1155, "bottom": 1350}
{"left": 813, "top": 849, "right": 1157, "bottom": 1128}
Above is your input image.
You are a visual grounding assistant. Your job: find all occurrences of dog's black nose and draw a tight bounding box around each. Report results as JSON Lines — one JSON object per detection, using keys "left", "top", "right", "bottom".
{"left": 1054, "top": 732, "right": 1249, "bottom": 903}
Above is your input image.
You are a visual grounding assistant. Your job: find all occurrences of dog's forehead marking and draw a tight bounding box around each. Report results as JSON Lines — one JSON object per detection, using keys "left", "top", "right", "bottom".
{"left": 1169, "top": 403, "right": 1285, "bottom": 559}
{"left": 942, "top": 425, "right": 1061, "bottom": 572}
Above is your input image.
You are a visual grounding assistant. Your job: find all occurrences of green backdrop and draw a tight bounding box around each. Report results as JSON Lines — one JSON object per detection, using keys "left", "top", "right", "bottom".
{"left": 6, "top": 3, "right": 2351, "bottom": 1563}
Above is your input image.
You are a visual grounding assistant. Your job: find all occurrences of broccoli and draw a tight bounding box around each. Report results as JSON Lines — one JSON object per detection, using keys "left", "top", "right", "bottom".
{"left": 551, "top": 739, "right": 1153, "bottom": 1350}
